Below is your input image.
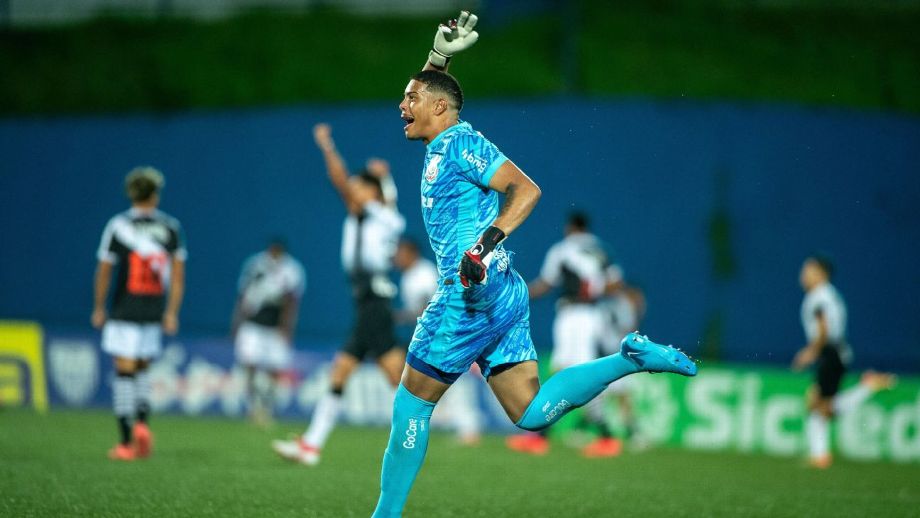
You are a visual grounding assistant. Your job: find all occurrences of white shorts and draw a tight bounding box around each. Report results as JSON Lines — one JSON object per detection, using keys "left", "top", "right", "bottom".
{"left": 102, "top": 320, "right": 162, "bottom": 360}
{"left": 235, "top": 322, "right": 291, "bottom": 371}
{"left": 606, "top": 376, "right": 633, "bottom": 395}
{"left": 551, "top": 304, "right": 604, "bottom": 370}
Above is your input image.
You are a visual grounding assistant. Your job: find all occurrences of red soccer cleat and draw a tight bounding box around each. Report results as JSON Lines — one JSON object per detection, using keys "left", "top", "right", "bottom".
{"left": 133, "top": 422, "right": 153, "bottom": 458}
{"left": 108, "top": 443, "right": 136, "bottom": 461}
{"left": 581, "top": 437, "right": 623, "bottom": 458}
{"left": 505, "top": 433, "right": 550, "bottom": 455}
{"left": 808, "top": 454, "right": 833, "bottom": 469}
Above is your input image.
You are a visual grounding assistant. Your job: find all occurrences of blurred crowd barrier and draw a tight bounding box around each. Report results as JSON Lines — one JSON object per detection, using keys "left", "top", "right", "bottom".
{"left": 3, "top": 321, "right": 918, "bottom": 463}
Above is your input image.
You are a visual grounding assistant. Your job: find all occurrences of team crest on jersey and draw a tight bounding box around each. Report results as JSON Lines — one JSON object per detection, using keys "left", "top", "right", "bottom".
{"left": 425, "top": 155, "right": 441, "bottom": 183}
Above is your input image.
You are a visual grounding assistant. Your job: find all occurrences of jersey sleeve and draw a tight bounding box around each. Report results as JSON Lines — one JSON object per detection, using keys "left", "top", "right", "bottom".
{"left": 289, "top": 260, "right": 307, "bottom": 299}
{"left": 96, "top": 218, "right": 118, "bottom": 264}
{"left": 237, "top": 255, "right": 257, "bottom": 293}
{"left": 539, "top": 244, "right": 563, "bottom": 286}
{"left": 364, "top": 201, "right": 406, "bottom": 234}
{"left": 450, "top": 133, "right": 508, "bottom": 188}
{"left": 167, "top": 219, "right": 188, "bottom": 262}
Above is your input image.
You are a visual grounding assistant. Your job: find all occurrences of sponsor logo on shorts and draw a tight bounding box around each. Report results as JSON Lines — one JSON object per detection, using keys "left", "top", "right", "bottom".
{"left": 544, "top": 399, "right": 571, "bottom": 422}
{"left": 403, "top": 418, "right": 419, "bottom": 448}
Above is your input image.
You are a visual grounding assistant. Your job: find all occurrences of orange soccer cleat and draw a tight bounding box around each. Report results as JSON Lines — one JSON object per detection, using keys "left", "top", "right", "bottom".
{"left": 133, "top": 422, "right": 153, "bottom": 458}
{"left": 505, "top": 433, "right": 550, "bottom": 455}
{"left": 581, "top": 437, "right": 623, "bottom": 458}
{"left": 108, "top": 443, "right": 136, "bottom": 461}
{"left": 808, "top": 454, "right": 833, "bottom": 469}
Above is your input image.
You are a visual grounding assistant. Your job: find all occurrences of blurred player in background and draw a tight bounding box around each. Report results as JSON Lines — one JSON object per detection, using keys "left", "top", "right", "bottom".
{"left": 792, "top": 255, "right": 895, "bottom": 469}
{"left": 372, "top": 13, "right": 696, "bottom": 517}
{"left": 92, "top": 166, "right": 186, "bottom": 461}
{"left": 394, "top": 237, "right": 483, "bottom": 445}
{"left": 596, "top": 282, "right": 646, "bottom": 450}
{"left": 232, "top": 238, "right": 305, "bottom": 426}
{"left": 273, "top": 124, "right": 405, "bottom": 465}
{"left": 506, "top": 212, "right": 624, "bottom": 457}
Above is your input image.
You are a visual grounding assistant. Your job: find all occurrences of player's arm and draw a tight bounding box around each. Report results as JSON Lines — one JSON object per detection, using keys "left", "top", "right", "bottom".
{"left": 604, "top": 264, "right": 625, "bottom": 295}
{"left": 489, "top": 161, "right": 542, "bottom": 236}
{"left": 230, "top": 295, "right": 244, "bottom": 337}
{"left": 366, "top": 158, "right": 398, "bottom": 207}
{"left": 278, "top": 292, "right": 300, "bottom": 343}
{"left": 793, "top": 311, "right": 828, "bottom": 370}
{"left": 163, "top": 257, "right": 185, "bottom": 335}
{"left": 313, "top": 123, "right": 358, "bottom": 212}
{"left": 458, "top": 161, "right": 542, "bottom": 288}
{"left": 529, "top": 245, "right": 561, "bottom": 299}
{"left": 91, "top": 260, "right": 113, "bottom": 328}
{"left": 422, "top": 11, "right": 479, "bottom": 72}
{"left": 528, "top": 279, "right": 553, "bottom": 300}
{"left": 230, "top": 260, "right": 252, "bottom": 337}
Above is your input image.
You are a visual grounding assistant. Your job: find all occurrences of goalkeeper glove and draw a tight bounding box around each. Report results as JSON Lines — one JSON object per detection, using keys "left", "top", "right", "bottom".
{"left": 458, "top": 226, "right": 506, "bottom": 288}
{"left": 429, "top": 11, "right": 480, "bottom": 68}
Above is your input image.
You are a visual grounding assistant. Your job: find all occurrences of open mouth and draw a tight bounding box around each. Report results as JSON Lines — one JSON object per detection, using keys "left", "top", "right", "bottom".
{"left": 401, "top": 114, "right": 415, "bottom": 131}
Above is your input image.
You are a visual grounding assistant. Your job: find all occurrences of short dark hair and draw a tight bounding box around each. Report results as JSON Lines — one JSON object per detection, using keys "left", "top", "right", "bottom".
{"left": 398, "top": 237, "right": 421, "bottom": 255}
{"left": 125, "top": 166, "right": 164, "bottom": 202}
{"left": 356, "top": 171, "right": 383, "bottom": 199}
{"left": 568, "top": 211, "right": 590, "bottom": 231}
{"left": 411, "top": 69, "right": 464, "bottom": 112}
{"left": 808, "top": 254, "right": 835, "bottom": 279}
{"left": 268, "top": 236, "right": 287, "bottom": 251}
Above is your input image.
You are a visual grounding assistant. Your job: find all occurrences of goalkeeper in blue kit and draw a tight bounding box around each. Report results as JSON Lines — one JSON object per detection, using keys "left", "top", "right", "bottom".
{"left": 372, "top": 12, "right": 698, "bottom": 517}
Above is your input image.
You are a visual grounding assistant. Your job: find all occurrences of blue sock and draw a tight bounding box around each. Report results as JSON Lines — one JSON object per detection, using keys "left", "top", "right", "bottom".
{"left": 372, "top": 384, "right": 436, "bottom": 518}
{"left": 516, "top": 353, "right": 638, "bottom": 431}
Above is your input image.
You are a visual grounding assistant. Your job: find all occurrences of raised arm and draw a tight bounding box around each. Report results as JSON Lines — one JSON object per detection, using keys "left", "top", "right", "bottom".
{"left": 366, "top": 158, "right": 398, "bottom": 207}
{"left": 313, "top": 123, "right": 354, "bottom": 209}
{"left": 423, "top": 11, "right": 479, "bottom": 72}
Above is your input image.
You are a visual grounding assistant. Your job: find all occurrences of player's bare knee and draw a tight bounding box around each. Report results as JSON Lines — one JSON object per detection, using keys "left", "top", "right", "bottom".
{"left": 114, "top": 356, "right": 138, "bottom": 375}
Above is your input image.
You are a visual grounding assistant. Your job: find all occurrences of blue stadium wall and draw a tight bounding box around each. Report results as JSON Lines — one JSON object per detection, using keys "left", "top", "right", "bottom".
{"left": 1, "top": 99, "right": 918, "bottom": 372}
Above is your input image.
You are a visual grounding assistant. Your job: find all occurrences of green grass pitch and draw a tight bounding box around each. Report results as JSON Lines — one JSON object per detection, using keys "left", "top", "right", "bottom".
{"left": 1, "top": 409, "right": 918, "bottom": 517}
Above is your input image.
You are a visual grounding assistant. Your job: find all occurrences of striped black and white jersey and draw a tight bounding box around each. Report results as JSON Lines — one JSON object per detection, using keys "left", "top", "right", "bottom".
{"left": 340, "top": 201, "right": 405, "bottom": 275}
{"left": 341, "top": 201, "right": 405, "bottom": 300}
{"left": 399, "top": 257, "right": 438, "bottom": 316}
{"left": 539, "top": 232, "right": 620, "bottom": 304}
{"left": 238, "top": 252, "right": 306, "bottom": 327}
{"left": 97, "top": 207, "right": 187, "bottom": 323}
{"left": 801, "top": 282, "right": 852, "bottom": 363}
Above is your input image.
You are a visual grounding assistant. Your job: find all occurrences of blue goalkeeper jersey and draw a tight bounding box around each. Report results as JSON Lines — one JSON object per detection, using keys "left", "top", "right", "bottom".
{"left": 420, "top": 121, "right": 510, "bottom": 281}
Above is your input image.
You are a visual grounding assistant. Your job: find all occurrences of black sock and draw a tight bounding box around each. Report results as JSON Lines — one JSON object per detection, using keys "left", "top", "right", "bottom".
{"left": 597, "top": 421, "right": 614, "bottom": 439}
{"left": 137, "top": 402, "right": 150, "bottom": 424}
{"left": 118, "top": 416, "right": 132, "bottom": 445}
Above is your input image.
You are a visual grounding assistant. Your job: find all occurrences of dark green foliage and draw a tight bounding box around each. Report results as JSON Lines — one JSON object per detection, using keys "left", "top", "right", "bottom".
{"left": 1, "top": 3, "right": 918, "bottom": 115}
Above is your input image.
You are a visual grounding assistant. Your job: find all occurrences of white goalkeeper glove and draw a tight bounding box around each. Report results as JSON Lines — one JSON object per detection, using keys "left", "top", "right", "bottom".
{"left": 428, "top": 11, "right": 479, "bottom": 68}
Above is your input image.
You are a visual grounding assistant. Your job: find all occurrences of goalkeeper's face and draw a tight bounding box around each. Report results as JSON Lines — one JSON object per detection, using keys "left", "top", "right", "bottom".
{"left": 400, "top": 80, "right": 438, "bottom": 143}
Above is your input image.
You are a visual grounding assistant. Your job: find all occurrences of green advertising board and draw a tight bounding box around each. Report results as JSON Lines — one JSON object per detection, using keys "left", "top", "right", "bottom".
{"left": 565, "top": 364, "right": 919, "bottom": 463}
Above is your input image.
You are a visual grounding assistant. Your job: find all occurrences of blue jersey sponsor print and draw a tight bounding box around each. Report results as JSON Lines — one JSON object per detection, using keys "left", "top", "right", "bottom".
{"left": 411, "top": 121, "right": 537, "bottom": 377}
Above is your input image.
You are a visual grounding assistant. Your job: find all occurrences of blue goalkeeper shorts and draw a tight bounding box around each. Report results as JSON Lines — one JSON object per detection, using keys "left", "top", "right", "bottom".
{"left": 407, "top": 264, "right": 537, "bottom": 382}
